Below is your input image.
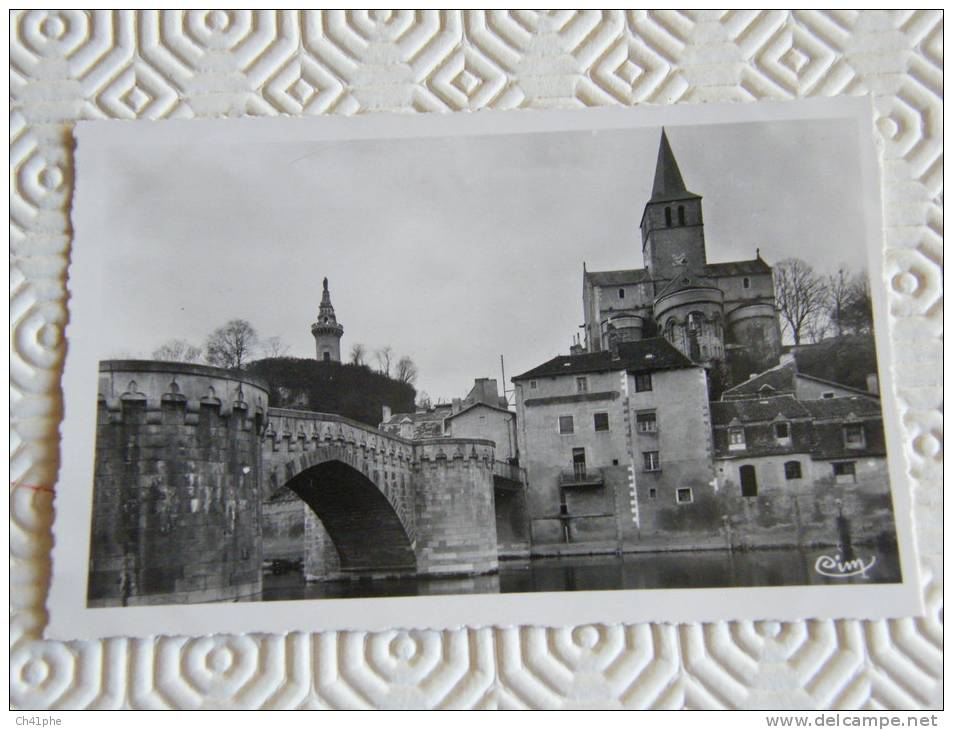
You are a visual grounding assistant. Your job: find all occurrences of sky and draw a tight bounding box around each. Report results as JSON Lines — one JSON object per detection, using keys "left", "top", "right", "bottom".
{"left": 90, "top": 115, "right": 870, "bottom": 402}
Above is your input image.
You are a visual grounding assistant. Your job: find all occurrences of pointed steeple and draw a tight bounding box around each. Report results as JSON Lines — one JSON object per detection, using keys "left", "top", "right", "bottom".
{"left": 317, "top": 277, "right": 338, "bottom": 325}
{"left": 650, "top": 129, "right": 699, "bottom": 203}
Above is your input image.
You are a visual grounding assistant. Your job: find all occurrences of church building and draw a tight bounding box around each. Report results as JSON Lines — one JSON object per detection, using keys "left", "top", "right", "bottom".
{"left": 582, "top": 130, "right": 783, "bottom": 394}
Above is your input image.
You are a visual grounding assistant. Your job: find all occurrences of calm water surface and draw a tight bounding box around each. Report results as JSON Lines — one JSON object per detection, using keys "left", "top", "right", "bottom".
{"left": 261, "top": 544, "right": 901, "bottom": 601}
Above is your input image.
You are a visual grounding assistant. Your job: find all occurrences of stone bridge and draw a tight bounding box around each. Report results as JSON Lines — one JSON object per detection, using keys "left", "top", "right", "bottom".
{"left": 263, "top": 408, "right": 501, "bottom": 580}
{"left": 87, "top": 360, "right": 515, "bottom": 607}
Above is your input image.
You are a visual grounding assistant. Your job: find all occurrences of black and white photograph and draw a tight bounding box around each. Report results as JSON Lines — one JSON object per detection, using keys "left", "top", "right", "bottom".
{"left": 50, "top": 97, "right": 921, "bottom": 639}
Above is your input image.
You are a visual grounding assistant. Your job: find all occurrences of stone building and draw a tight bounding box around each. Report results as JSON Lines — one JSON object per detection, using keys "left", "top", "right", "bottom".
{"left": 582, "top": 130, "right": 783, "bottom": 395}
{"left": 311, "top": 277, "right": 343, "bottom": 362}
{"left": 512, "top": 338, "right": 715, "bottom": 553}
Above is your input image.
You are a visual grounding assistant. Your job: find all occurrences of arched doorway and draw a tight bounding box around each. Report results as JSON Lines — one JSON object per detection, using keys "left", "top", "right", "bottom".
{"left": 285, "top": 459, "right": 416, "bottom": 575}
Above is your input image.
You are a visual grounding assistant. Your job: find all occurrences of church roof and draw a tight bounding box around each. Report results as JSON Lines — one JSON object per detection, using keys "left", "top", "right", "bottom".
{"left": 703, "top": 259, "right": 772, "bottom": 276}
{"left": 512, "top": 337, "right": 695, "bottom": 381}
{"left": 655, "top": 267, "right": 719, "bottom": 300}
{"left": 585, "top": 268, "right": 650, "bottom": 286}
{"left": 585, "top": 259, "right": 770, "bottom": 289}
{"left": 649, "top": 129, "right": 700, "bottom": 203}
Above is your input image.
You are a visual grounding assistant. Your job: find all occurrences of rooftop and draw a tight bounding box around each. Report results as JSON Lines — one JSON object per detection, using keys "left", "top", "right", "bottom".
{"left": 513, "top": 337, "right": 695, "bottom": 381}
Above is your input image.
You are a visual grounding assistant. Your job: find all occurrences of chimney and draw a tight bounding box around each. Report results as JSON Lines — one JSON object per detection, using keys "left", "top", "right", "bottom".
{"left": 866, "top": 373, "right": 879, "bottom": 395}
{"left": 569, "top": 343, "right": 584, "bottom": 356}
{"left": 381, "top": 404, "right": 392, "bottom": 423}
{"left": 452, "top": 397, "right": 462, "bottom": 414}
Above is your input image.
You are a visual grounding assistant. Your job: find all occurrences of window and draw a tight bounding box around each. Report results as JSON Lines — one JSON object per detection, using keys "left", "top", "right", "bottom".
{"left": 636, "top": 411, "right": 657, "bottom": 433}
{"left": 643, "top": 451, "right": 660, "bottom": 471}
{"left": 728, "top": 427, "right": 746, "bottom": 450}
{"left": 618, "top": 288, "right": 625, "bottom": 299}
{"left": 784, "top": 461, "right": 802, "bottom": 480}
{"left": 833, "top": 461, "right": 856, "bottom": 483}
{"left": 677, "top": 205, "right": 686, "bottom": 226}
{"left": 529, "top": 380, "right": 537, "bottom": 390}
{"left": 593, "top": 412, "right": 609, "bottom": 432}
{"left": 648, "top": 488, "right": 657, "bottom": 499}
{"left": 743, "top": 277, "right": 750, "bottom": 289}
{"left": 635, "top": 373, "right": 653, "bottom": 392}
{"left": 844, "top": 423, "right": 865, "bottom": 448}
{"left": 558, "top": 415, "right": 574, "bottom": 434}
{"left": 576, "top": 376, "right": 588, "bottom": 393}
{"left": 665, "top": 207, "right": 672, "bottom": 227}
{"left": 687, "top": 311, "right": 703, "bottom": 332}
{"left": 740, "top": 464, "right": 758, "bottom": 497}
{"left": 322, "top": 351, "right": 331, "bottom": 362}
{"left": 612, "top": 459, "right": 619, "bottom": 466}
{"left": 774, "top": 422, "right": 790, "bottom": 440}
{"left": 676, "top": 488, "right": 693, "bottom": 504}
{"left": 822, "top": 391, "right": 835, "bottom": 399}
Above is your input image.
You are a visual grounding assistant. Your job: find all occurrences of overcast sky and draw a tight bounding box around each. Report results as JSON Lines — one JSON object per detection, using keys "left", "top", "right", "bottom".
{"left": 91, "top": 116, "right": 870, "bottom": 402}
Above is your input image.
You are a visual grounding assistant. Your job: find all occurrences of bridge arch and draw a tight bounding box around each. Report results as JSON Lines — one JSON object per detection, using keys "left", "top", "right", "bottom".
{"left": 285, "top": 457, "right": 416, "bottom": 575}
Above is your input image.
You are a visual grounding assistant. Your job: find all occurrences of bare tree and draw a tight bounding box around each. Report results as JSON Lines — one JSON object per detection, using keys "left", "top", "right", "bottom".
{"left": 205, "top": 319, "right": 258, "bottom": 369}
{"left": 374, "top": 346, "right": 394, "bottom": 377}
{"left": 416, "top": 391, "right": 432, "bottom": 410}
{"left": 841, "top": 269, "right": 873, "bottom": 335}
{"left": 152, "top": 339, "right": 203, "bottom": 363}
{"left": 774, "top": 258, "right": 827, "bottom": 346}
{"left": 350, "top": 342, "right": 367, "bottom": 367}
{"left": 261, "top": 336, "right": 289, "bottom": 359}
{"left": 394, "top": 356, "right": 418, "bottom": 386}
{"left": 823, "top": 267, "right": 854, "bottom": 337}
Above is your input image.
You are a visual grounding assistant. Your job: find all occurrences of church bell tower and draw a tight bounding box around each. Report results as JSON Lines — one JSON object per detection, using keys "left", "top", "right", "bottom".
{"left": 311, "top": 277, "right": 343, "bottom": 362}
{"left": 640, "top": 130, "right": 708, "bottom": 282}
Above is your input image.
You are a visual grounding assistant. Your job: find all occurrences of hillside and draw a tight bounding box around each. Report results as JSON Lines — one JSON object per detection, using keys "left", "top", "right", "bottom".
{"left": 246, "top": 357, "right": 416, "bottom": 428}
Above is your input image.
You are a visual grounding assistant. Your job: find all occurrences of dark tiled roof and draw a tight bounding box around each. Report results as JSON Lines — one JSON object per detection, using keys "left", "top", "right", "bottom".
{"left": 722, "top": 362, "right": 797, "bottom": 399}
{"left": 801, "top": 397, "right": 883, "bottom": 420}
{"left": 703, "top": 259, "right": 772, "bottom": 276}
{"left": 711, "top": 395, "right": 810, "bottom": 425}
{"left": 513, "top": 337, "right": 694, "bottom": 381}
{"left": 585, "top": 268, "right": 650, "bottom": 286}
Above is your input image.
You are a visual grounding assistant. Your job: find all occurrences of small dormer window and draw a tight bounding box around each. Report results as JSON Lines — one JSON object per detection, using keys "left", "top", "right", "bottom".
{"left": 664, "top": 207, "right": 672, "bottom": 227}
{"left": 728, "top": 427, "right": 745, "bottom": 450}
{"left": 743, "top": 277, "right": 750, "bottom": 289}
{"left": 822, "top": 391, "right": 835, "bottom": 399}
{"left": 618, "top": 288, "right": 625, "bottom": 299}
{"left": 844, "top": 423, "right": 866, "bottom": 448}
{"left": 677, "top": 205, "right": 685, "bottom": 226}
{"left": 774, "top": 422, "right": 790, "bottom": 442}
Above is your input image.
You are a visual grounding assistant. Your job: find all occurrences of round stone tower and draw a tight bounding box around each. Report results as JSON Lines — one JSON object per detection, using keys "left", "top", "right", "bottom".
{"left": 88, "top": 360, "right": 269, "bottom": 607}
{"left": 654, "top": 271, "right": 726, "bottom": 365}
{"left": 311, "top": 277, "right": 343, "bottom": 362}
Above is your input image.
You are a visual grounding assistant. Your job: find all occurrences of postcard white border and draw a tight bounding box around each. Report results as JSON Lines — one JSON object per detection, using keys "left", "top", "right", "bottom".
{"left": 49, "top": 96, "right": 923, "bottom": 640}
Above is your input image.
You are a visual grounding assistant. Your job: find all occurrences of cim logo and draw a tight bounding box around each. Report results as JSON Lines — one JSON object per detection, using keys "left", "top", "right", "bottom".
{"left": 814, "top": 553, "right": 876, "bottom": 578}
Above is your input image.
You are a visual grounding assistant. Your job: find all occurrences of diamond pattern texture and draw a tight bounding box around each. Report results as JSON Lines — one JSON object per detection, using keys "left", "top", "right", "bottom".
{"left": 10, "top": 9, "right": 942, "bottom": 709}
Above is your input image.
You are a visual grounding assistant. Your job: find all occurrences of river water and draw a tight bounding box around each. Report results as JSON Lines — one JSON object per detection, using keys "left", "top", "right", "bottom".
{"left": 261, "top": 543, "right": 901, "bottom": 601}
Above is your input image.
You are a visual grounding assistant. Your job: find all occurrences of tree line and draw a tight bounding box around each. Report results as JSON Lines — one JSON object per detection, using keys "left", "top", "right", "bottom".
{"left": 773, "top": 259, "right": 873, "bottom": 346}
{"left": 152, "top": 320, "right": 418, "bottom": 386}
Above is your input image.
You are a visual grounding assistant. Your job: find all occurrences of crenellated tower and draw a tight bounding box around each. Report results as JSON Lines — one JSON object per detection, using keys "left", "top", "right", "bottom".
{"left": 311, "top": 277, "right": 344, "bottom": 362}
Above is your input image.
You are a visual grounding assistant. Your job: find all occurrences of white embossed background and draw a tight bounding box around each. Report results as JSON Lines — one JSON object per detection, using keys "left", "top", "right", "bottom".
{"left": 10, "top": 10, "right": 942, "bottom": 709}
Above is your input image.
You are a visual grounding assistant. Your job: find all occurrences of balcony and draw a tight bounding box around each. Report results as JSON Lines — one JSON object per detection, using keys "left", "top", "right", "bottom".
{"left": 493, "top": 460, "right": 526, "bottom": 488}
{"left": 558, "top": 466, "right": 604, "bottom": 487}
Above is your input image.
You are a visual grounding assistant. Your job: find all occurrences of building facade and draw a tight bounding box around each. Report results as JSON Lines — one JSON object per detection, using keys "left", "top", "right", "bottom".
{"left": 582, "top": 130, "right": 783, "bottom": 394}
{"left": 512, "top": 338, "right": 717, "bottom": 553}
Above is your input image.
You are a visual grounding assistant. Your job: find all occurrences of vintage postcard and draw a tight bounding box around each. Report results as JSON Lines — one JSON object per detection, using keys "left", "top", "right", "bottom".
{"left": 49, "top": 97, "right": 922, "bottom": 640}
